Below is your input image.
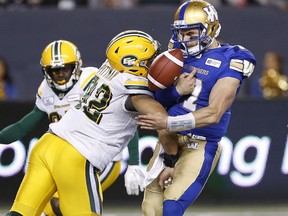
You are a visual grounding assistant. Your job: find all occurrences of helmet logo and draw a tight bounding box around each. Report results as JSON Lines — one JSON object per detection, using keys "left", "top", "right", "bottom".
{"left": 122, "top": 56, "right": 137, "bottom": 67}
{"left": 203, "top": 5, "right": 218, "bottom": 22}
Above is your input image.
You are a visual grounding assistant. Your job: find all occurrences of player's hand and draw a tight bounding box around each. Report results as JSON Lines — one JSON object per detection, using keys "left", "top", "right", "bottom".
{"left": 158, "top": 167, "right": 174, "bottom": 190}
{"left": 175, "top": 68, "right": 197, "bottom": 96}
{"left": 136, "top": 112, "right": 168, "bottom": 130}
{"left": 124, "top": 165, "right": 145, "bottom": 195}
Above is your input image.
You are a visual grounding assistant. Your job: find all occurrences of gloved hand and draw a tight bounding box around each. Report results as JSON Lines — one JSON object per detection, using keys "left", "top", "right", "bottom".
{"left": 124, "top": 165, "right": 145, "bottom": 195}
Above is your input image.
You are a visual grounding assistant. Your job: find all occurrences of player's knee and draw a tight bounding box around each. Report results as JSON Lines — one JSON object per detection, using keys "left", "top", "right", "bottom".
{"left": 50, "top": 197, "right": 62, "bottom": 216}
{"left": 142, "top": 199, "right": 162, "bottom": 216}
{"left": 163, "top": 200, "right": 184, "bottom": 216}
{"left": 6, "top": 211, "right": 23, "bottom": 216}
{"left": 142, "top": 199, "right": 154, "bottom": 216}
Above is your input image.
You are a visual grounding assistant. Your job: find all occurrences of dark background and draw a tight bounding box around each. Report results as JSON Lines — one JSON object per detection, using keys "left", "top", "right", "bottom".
{"left": 0, "top": 4, "right": 288, "bottom": 208}
{"left": 0, "top": 5, "right": 287, "bottom": 101}
{"left": 0, "top": 99, "right": 288, "bottom": 206}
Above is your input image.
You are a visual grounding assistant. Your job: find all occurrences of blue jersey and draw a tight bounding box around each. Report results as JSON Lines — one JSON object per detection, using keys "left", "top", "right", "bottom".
{"left": 155, "top": 43, "right": 256, "bottom": 142}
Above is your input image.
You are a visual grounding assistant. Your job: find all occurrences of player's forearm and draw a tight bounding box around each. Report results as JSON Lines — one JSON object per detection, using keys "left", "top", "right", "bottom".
{"left": 193, "top": 85, "right": 237, "bottom": 128}
{"left": 167, "top": 107, "right": 223, "bottom": 132}
{"left": 0, "top": 106, "right": 47, "bottom": 144}
{"left": 193, "top": 107, "right": 221, "bottom": 128}
{"left": 0, "top": 123, "right": 26, "bottom": 144}
{"left": 158, "top": 130, "right": 178, "bottom": 155}
{"left": 132, "top": 95, "right": 179, "bottom": 155}
{"left": 134, "top": 94, "right": 222, "bottom": 132}
{"left": 132, "top": 94, "right": 169, "bottom": 116}
{"left": 168, "top": 82, "right": 237, "bottom": 131}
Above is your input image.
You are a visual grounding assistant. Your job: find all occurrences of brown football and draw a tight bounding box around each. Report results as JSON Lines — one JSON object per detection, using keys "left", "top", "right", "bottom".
{"left": 148, "top": 48, "right": 183, "bottom": 92}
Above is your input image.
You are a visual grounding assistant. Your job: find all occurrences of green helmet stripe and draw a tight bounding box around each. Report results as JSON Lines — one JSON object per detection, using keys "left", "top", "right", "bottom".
{"left": 52, "top": 40, "right": 61, "bottom": 61}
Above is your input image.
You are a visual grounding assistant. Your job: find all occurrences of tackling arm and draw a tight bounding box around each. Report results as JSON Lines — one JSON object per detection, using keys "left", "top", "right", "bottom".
{"left": 131, "top": 94, "right": 179, "bottom": 155}
{"left": 0, "top": 106, "right": 47, "bottom": 144}
{"left": 123, "top": 95, "right": 179, "bottom": 195}
{"left": 136, "top": 77, "right": 240, "bottom": 131}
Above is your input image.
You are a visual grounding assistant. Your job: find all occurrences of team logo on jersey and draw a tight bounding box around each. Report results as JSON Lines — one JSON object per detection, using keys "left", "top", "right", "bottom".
{"left": 187, "top": 142, "right": 199, "bottom": 149}
{"left": 67, "top": 94, "right": 81, "bottom": 102}
{"left": 122, "top": 55, "right": 137, "bottom": 67}
{"left": 43, "top": 97, "right": 54, "bottom": 105}
{"left": 205, "top": 58, "right": 221, "bottom": 68}
{"left": 230, "top": 59, "right": 255, "bottom": 77}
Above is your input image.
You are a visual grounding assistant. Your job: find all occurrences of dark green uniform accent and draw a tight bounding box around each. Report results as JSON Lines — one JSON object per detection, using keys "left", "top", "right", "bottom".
{"left": 6, "top": 211, "right": 23, "bottom": 216}
{"left": 0, "top": 106, "right": 47, "bottom": 144}
{"left": 127, "top": 130, "right": 140, "bottom": 165}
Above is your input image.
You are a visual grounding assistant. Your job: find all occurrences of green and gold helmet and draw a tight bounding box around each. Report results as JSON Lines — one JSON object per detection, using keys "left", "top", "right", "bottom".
{"left": 106, "top": 30, "right": 161, "bottom": 78}
{"left": 40, "top": 40, "right": 82, "bottom": 92}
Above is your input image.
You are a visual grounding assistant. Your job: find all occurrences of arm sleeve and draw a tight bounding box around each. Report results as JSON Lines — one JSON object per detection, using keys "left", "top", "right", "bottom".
{"left": 154, "top": 85, "right": 181, "bottom": 108}
{"left": 127, "top": 130, "right": 140, "bottom": 165}
{"left": 0, "top": 106, "right": 47, "bottom": 144}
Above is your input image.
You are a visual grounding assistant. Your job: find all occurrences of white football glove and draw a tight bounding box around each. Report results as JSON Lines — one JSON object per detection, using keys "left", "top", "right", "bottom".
{"left": 124, "top": 165, "right": 145, "bottom": 195}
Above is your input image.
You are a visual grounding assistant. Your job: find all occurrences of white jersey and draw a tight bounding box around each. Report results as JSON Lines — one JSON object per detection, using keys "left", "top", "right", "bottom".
{"left": 36, "top": 67, "right": 98, "bottom": 122}
{"left": 49, "top": 69, "right": 153, "bottom": 171}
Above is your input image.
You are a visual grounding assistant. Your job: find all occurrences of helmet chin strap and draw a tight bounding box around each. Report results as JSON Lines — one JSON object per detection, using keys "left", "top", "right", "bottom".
{"left": 187, "top": 42, "right": 202, "bottom": 56}
{"left": 185, "top": 36, "right": 216, "bottom": 57}
{"left": 214, "top": 23, "right": 221, "bottom": 38}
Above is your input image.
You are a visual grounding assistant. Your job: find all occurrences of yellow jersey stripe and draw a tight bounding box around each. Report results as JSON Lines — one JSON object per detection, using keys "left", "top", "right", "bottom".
{"left": 81, "top": 71, "right": 97, "bottom": 89}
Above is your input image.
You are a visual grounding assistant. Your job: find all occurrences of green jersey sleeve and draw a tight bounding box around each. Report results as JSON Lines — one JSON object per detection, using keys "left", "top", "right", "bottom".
{"left": 127, "top": 130, "right": 140, "bottom": 165}
{"left": 0, "top": 106, "right": 47, "bottom": 144}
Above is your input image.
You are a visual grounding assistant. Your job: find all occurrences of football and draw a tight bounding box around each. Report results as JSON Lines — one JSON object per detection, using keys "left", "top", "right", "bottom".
{"left": 148, "top": 48, "right": 183, "bottom": 92}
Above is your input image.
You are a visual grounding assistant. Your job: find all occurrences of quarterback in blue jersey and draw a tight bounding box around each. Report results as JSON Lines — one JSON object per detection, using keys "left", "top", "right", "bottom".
{"left": 138, "top": 1, "right": 256, "bottom": 216}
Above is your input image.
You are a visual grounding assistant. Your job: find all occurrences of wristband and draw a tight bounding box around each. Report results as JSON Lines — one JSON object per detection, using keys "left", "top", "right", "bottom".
{"left": 167, "top": 113, "right": 195, "bottom": 132}
{"left": 161, "top": 152, "right": 179, "bottom": 168}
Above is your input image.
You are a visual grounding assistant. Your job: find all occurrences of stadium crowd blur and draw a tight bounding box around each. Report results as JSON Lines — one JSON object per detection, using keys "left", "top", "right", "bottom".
{"left": 252, "top": 51, "right": 288, "bottom": 99}
{"left": 0, "top": 0, "right": 287, "bottom": 10}
{"left": 0, "top": 0, "right": 287, "bottom": 100}
{"left": 0, "top": 56, "right": 16, "bottom": 100}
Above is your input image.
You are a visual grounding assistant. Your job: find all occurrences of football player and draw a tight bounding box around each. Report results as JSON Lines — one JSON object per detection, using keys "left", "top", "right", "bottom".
{"left": 0, "top": 39, "right": 144, "bottom": 216}
{"left": 4, "top": 30, "right": 180, "bottom": 216}
{"left": 137, "top": 1, "right": 257, "bottom": 215}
